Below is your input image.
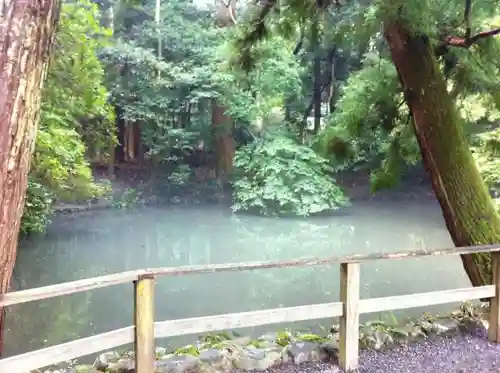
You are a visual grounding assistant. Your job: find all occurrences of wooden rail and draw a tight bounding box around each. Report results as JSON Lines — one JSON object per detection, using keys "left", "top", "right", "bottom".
{"left": 1, "top": 244, "right": 500, "bottom": 372}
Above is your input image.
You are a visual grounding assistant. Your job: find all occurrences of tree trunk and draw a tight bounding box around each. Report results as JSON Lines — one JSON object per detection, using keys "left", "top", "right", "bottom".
{"left": 211, "top": 99, "right": 235, "bottom": 188}
{"left": 384, "top": 22, "right": 500, "bottom": 287}
{"left": 0, "top": 0, "right": 60, "bottom": 353}
{"left": 312, "top": 20, "right": 322, "bottom": 134}
{"left": 212, "top": 0, "right": 236, "bottom": 188}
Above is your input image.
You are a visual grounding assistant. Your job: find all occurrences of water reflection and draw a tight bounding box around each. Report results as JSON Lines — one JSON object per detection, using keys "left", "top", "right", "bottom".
{"left": 4, "top": 200, "right": 469, "bottom": 358}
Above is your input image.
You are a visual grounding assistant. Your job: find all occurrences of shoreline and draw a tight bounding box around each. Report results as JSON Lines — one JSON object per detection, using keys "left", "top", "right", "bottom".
{"left": 52, "top": 166, "right": 437, "bottom": 215}
{"left": 34, "top": 302, "right": 490, "bottom": 373}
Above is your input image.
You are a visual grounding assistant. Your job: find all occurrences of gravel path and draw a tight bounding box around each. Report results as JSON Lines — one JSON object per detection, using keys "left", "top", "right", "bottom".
{"left": 234, "top": 329, "right": 500, "bottom": 373}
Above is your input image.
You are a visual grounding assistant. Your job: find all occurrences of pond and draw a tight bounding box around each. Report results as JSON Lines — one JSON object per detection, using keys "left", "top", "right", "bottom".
{"left": 3, "top": 199, "right": 469, "bottom": 360}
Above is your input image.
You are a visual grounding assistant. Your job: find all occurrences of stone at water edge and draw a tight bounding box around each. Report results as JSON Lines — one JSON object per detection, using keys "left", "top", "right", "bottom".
{"left": 198, "top": 348, "right": 233, "bottom": 373}
{"left": 106, "top": 357, "right": 135, "bottom": 373}
{"left": 93, "top": 351, "right": 121, "bottom": 371}
{"left": 433, "top": 318, "right": 461, "bottom": 336}
{"left": 156, "top": 354, "right": 200, "bottom": 373}
{"left": 282, "top": 341, "right": 322, "bottom": 365}
{"left": 232, "top": 347, "right": 282, "bottom": 370}
{"left": 156, "top": 347, "right": 168, "bottom": 359}
{"left": 319, "top": 340, "right": 339, "bottom": 362}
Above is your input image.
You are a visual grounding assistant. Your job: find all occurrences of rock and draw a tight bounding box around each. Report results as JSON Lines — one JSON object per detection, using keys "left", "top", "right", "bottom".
{"left": 282, "top": 341, "right": 321, "bottom": 364}
{"left": 419, "top": 320, "right": 436, "bottom": 334}
{"left": 319, "top": 339, "right": 339, "bottom": 362}
{"left": 461, "top": 316, "right": 489, "bottom": 333}
{"left": 233, "top": 347, "right": 282, "bottom": 370}
{"left": 94, "top": 351, "right": 121, "bottom": 371}
{"left": 392, "top": 324, "right": 426, "bottom": 343}
{"left": 198, "top": 348, "right": 232, "bottom": 373}
{"left": 107, "top": 358, "right": 135, "bottom": 373}
{"left": 156, "top": 354, "right": 200, "bottom": 373}
{"left": 156, "top": 347, "right": 168, "bottom": 358}
{"left": 434, "top": 318, "right": 460, "bottom": 336}
{"left": 362, "top": 330, "right": 393, "bottom": 350}
{"left": 330, "top": 324, "right": 340, "bottom": 334}
{"left": 215, "top": 336, "right": 251, "bottom": 352}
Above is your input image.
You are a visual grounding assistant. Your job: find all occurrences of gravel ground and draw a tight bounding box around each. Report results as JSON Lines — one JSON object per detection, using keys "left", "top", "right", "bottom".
{"left": 233, "top": 329, "right": 500, "bottom": 373}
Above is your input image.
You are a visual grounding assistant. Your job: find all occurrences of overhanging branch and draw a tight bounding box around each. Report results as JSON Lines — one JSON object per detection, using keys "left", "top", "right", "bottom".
{"left": 441, "top": 0, "right": 500, "bottom": 48}
{"left": 443, "top": 28, "right": 500, "bottom": 48}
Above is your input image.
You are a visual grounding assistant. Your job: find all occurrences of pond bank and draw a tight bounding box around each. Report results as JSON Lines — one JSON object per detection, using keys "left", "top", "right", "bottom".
{"left": 35, "top": 304, "right": 493, "bottom": 373}
{"left": 53, "top": 165, "right": 436, "bottom": 214}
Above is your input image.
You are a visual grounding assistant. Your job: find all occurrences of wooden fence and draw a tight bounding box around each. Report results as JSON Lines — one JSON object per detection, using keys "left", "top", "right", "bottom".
{"left": 1, "top": 244, "right": 500, "bottom": 372}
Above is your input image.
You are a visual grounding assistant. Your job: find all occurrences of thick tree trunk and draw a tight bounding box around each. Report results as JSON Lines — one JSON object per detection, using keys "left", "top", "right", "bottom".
{"left": 212, "top": 0, "right": 236, "bottom": 188}
{"left": 384, "top": 23, "right": 500, "bottom": 287}
{"left": 211, "top": 100, "right": 235, "bottom": 188}
{"left": 0, "top": 0, "right": 60, "bottom": 353}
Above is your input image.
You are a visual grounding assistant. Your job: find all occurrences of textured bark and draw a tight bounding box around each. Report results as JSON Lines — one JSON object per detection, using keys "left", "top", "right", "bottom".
{"left": 312, "top": 19, "right": 322, "bottom": 134}
{"left": 384, "top": 23, "right": 500, "bottom": 287}
{"left": 0, "top": 0, "right": 59, "bottom": 352}
{"left": 211, "top": 100, "right": 235, "bottom": 187}
{"left": 212, "top": 0, "right": 236, "bottom": 188}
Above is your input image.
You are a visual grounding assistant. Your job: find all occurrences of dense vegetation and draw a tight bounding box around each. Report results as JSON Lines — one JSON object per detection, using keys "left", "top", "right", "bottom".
{"left": 2, "top": 0, "right": 498, "bottom": 290}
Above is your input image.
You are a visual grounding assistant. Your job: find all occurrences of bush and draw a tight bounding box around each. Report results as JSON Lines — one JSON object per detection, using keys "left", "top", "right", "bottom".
{"left": 231, "top": 135, "right": 349, "bottom": 216}
{"left": 21, "top": 180, "right": 54, "bottom": 236}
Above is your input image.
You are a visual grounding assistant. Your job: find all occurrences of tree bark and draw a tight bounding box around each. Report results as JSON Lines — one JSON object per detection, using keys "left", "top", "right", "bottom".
{"left": 212, "top": 0, "right": 236, "bottom": 188}
{"left": 211, "top": 100, "right": 235, "bottom": 188}
{"left": 312, "top": 19, "right": 322, "bottom": 134}
{"left": 0, "top": 0, "right": 60, "bottom": 353}
{"left": 384, "top": 22, "right": 500, "bottom": 287}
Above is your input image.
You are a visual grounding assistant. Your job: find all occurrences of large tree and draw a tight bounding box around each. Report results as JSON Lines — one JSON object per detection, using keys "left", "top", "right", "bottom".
{"left": 237, "top": 0, "right": 500, "bottom": 286}
{"left": 212, "top": 0, "right": 238, "bottom": 188}
{"left": 383, "top": 3, "right": 500, "bottom": 287}
{"left": 0, "top": 0, "right": 60, "bottom": 352}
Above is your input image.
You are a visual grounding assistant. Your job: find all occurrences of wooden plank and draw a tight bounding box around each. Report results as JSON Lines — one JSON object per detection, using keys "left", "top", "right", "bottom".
{"left": 155, "top": 302, "right": 343, "bottom": 338}
{"left": 338, "top": 263, "right": 360, "bottom": 371}
{"left": 0, "top": 326, "right": 134, "bottom": 372}
{"left": 134, "top": 275, "right": 156, "bottom": 373}
{"left": 489, "top": 253, "right": 500, "bottom": 342}
{"left": 3, "top": 244, "right": 500, "bottom": 307}
{"left": 359, "top": 285, "right": 495, "bottom": 314}
{"left": 0, "top": 269, "right": 143, "bottom": 307}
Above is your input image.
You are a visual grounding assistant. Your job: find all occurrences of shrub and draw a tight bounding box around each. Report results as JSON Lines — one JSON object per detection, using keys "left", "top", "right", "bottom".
{"left": 231, "top": 135, "right": 349, "bottom": 216}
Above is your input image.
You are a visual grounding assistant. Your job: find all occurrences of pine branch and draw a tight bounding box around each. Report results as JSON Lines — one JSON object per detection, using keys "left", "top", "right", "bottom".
{"left": 236, "top": 0, "right": 277, "bottom": 71}
{"left": 443, "top": 28, "right": 500, "bottom": 48}
{"left": 441, "top": 0, "right": 500, "bottom": 49}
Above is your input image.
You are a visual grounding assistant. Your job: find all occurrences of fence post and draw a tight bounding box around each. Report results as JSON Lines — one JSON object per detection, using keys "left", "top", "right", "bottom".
{"left": 489, "top": 253, "right": 500, "bottom": 342}
{"left": 134, "top": 274, "right": 156, "bottom": 373}
{"left": 339, "top": 262, "right": 360, "bottom": 371}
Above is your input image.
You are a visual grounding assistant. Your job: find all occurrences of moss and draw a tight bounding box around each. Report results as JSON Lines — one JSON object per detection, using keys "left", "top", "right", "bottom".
{"left": 200, "top": 331, "right": 232, "bottom": 347}
{"left": 74, "top": 365, "right": 94, "bottom": 373}
{"left": 384, "top": 22, "right": 500, "bottom": 287}
{"left": 173, "top": 344, "right": 200, "bottom": 356}
{"left": 275, "top": 330, "right": 294, "bottom": 347}
{"left": 295, "top": 333, "right": 328, "bottom": 343}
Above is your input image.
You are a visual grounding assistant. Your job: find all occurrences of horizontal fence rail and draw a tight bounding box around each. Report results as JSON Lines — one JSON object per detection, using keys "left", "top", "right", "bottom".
{"left": 1, "top": 244, "right": 500, "bottom": 372}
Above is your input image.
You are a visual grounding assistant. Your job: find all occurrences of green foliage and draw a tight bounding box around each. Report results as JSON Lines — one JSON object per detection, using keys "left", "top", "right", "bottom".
{"left": 21, "top": 0, "right": 114, "bottom": 235}
{"left": 315, "top": 54, "right": 420, "bottom": 190}
{"left": 219, "top": 34, "right": 303, "bottom": 125}
{"left": 232, "top": 134, "right": 349, "bottom": 216}
{"left": 31, "top": 125, "right": 102, "bottom": 201}
{"left": 20, "top": 180, "right": 54, "bottom": 236}
{"left": 100, "top": 0, "right": 218, "bottom": 160}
